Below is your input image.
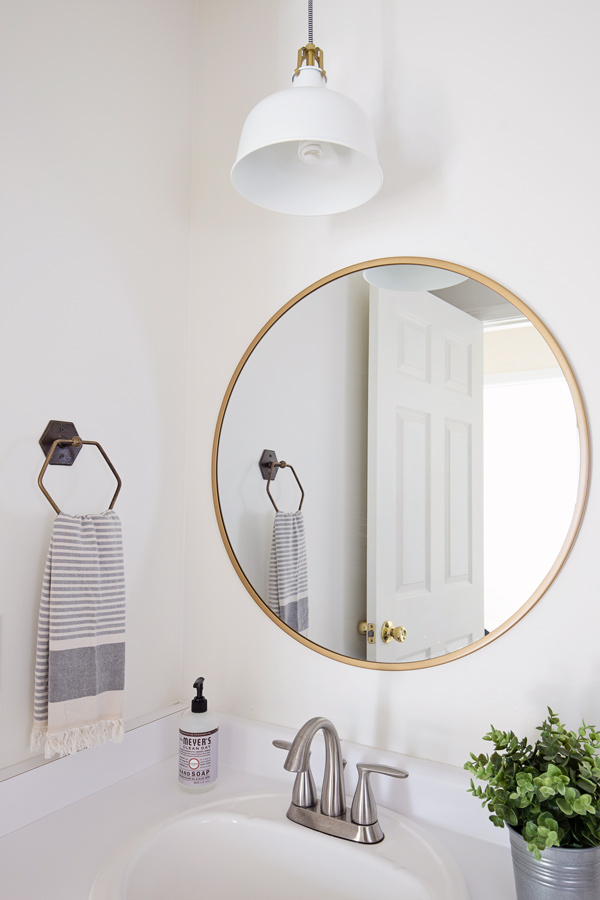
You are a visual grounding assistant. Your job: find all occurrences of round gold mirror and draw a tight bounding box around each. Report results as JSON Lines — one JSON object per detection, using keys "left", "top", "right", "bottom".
{"left": 212, "top": 258, "right": 589, "bottom": 670}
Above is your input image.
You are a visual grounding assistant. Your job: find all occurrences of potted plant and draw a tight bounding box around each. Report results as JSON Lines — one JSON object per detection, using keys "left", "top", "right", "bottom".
{"left": 465, "top": 709, "right": 600, "bottom": 899}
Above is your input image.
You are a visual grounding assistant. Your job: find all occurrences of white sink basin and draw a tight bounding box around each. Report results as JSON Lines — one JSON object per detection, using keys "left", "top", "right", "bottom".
{"left": 90, "top": 792, "right": 468, "bottom": 899}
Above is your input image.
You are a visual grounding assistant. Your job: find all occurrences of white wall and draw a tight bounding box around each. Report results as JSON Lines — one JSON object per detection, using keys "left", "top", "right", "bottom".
{"left": 217, "top": 273, "right": 368, "bottom": 657}
{"left": 1, "top": 0, "right": 597, "bottom": 781}
{"left": 184, "top": 0, "right": 600, "bottom": 768}
{"left": 0, "top": 0, "right": 196, "bottom": 770}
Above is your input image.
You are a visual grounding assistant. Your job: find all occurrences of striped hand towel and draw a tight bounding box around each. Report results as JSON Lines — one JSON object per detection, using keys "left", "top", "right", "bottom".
{"left": 31, "top": 511, "right": 126, "bottom": 759}
{"left": 268, "top": 510, "right": 309, "bottom": 634}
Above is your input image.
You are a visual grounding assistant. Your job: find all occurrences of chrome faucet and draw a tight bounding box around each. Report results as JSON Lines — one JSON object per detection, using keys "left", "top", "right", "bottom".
{"left": 283, "top": 716, "right": 345, "bottom": 816}
{"left": 274, "top": 716, "right": 408, "bottom": 844}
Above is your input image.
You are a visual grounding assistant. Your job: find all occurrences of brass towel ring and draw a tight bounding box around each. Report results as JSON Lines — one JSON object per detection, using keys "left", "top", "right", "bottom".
{"left": 266, "top": 460, "right": 304, "bottom": 513}
{"left": 38, "top": 435, "right": 122, "bottom": 515}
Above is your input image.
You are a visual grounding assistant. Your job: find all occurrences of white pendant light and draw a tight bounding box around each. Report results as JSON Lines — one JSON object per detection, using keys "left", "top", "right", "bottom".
{"left": 231, "top": 1, "right": 383, "bottom": 216}
{"left": 364, "top": 265, "right": 469, "bottom": 292}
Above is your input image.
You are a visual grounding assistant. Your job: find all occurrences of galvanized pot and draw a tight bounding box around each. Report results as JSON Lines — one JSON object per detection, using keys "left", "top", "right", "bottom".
{"left": 509, "top": 826, "right": 600, "bottom": 899}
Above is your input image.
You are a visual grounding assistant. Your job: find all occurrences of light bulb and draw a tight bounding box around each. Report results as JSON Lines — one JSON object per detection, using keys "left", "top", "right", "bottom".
{"left": 298, "top": 141, "right": 324, "bottom": 164}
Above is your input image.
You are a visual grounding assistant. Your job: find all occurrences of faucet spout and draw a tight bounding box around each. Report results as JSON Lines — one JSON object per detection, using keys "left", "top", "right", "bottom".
{"left": 284, "top": 716, "right": 345, "bottom": 817}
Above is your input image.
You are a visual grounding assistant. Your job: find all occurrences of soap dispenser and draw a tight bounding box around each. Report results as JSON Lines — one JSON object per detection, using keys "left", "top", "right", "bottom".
{"left": 178, "top": 676, "right": 219, "bottom": 792}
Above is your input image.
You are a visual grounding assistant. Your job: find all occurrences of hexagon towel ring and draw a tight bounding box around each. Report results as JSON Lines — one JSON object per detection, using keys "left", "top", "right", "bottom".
{"left": 259, "top": 449, "right": 305, "bottom": 513}
{"left": 38, "top": 420, "right": 122, "bottom": 514}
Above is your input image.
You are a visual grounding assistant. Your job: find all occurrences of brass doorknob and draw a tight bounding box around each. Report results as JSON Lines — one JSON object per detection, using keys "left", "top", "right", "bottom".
{"left": 381, "top": 620, "right": 407, "bottom": 644}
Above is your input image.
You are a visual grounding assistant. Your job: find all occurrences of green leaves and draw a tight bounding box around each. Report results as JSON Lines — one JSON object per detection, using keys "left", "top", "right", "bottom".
{"left": 465, "top": 710, "right": 600, "bottom": 856}
{"left": 522, "top": 814, "right": 563, "bottom": 860}
{"left": 572, "top": 795, "right": 595, "bottom": 816}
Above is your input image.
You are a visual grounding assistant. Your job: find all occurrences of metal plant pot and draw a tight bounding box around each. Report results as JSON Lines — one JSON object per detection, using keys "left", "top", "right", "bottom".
{"left": 509, "top": 826, "right": 600, "bottom": 899}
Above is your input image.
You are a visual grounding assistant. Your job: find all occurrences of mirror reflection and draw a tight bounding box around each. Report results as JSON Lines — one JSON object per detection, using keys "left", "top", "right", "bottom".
{"left": 215, "top": 261, "right": 586, "bottom": 667}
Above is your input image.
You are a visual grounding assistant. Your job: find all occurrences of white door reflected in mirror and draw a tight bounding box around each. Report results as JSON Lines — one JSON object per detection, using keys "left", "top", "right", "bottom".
{"left": 367, "top": 287, "right": 485, "bottom": 664}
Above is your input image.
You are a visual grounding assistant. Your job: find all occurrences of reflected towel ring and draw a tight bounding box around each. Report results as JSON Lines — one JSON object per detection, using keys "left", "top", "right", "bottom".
{"left": 267, "top": 460, "right": 305, "bottom": 513}
{"left": 38, "top": 421, "right": 122, "bottom": 514}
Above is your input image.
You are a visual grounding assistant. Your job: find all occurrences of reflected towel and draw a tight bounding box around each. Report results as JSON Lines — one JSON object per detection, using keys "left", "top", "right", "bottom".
{"left": 268, "top": 510, "right": 309, "bottom": 634}
{"left": 31, "top": 511, "right": 126, "bottom": 759}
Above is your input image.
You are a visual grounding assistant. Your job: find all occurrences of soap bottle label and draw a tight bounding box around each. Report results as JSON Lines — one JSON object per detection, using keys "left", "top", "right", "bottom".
{"left": 178, "top": 727, "right": 219, "bottom": 787}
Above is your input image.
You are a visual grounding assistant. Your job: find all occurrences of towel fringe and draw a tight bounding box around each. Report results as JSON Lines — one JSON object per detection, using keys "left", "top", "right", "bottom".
{"left": 31, "top": 719, "right": 124, "bottom": 759}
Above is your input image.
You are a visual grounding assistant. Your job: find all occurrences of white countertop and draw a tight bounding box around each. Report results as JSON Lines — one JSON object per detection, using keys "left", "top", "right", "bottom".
{"left": 0, "top": 759, "right": 515, "bottom": 899}
{"left": 0, "top": 713, "right": 516, "bottom": 899}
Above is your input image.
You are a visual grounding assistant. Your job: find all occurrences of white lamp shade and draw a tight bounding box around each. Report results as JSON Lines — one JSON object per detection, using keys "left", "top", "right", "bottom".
{"left": 231, "top": 68, "right": 383, "bottom": 215}
{"left": 364, "top": 265, "right": 469, "bottom": 292}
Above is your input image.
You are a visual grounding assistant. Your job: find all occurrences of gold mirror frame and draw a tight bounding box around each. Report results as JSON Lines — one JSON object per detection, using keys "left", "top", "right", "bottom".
{"left": 212, "top": 257, "right": 590, "bottom": 670}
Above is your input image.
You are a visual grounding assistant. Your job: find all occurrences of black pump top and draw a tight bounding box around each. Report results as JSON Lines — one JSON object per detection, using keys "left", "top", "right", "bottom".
{"left": 191, "top": 676, "right": 208, "bottom": 713}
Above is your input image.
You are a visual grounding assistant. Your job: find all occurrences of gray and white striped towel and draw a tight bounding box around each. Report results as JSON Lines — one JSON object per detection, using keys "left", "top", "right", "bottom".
{"left": 268, "top": 510, "right": 309, "bottom": 635}
{"left": 31, "top": 511, "right": 126, "bottom": 759}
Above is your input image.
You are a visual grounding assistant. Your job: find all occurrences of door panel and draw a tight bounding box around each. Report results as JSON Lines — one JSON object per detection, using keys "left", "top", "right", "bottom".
{"left": 366, "top": 288, "right": 484, "bottom": 663}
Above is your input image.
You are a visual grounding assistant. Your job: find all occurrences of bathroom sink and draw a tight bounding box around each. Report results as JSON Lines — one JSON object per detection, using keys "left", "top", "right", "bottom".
{"left": 89, "top": 792, "right": 468, "bottom": 899}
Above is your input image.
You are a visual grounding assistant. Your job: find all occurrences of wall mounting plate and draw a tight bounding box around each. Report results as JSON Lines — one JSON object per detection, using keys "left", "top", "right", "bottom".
{"left": 39, "top": 420, "right": 82, "bottom": 466}
{"left": 259, "top": 449, "right": 279, "bottom": 481}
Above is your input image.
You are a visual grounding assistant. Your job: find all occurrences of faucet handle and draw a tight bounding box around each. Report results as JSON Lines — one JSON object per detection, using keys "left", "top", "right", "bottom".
{"left": 351, "top": 762, "right": 409, "bottom": 827}
{"left": 273, "top": 739, "right": 317, "bottom": 807}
